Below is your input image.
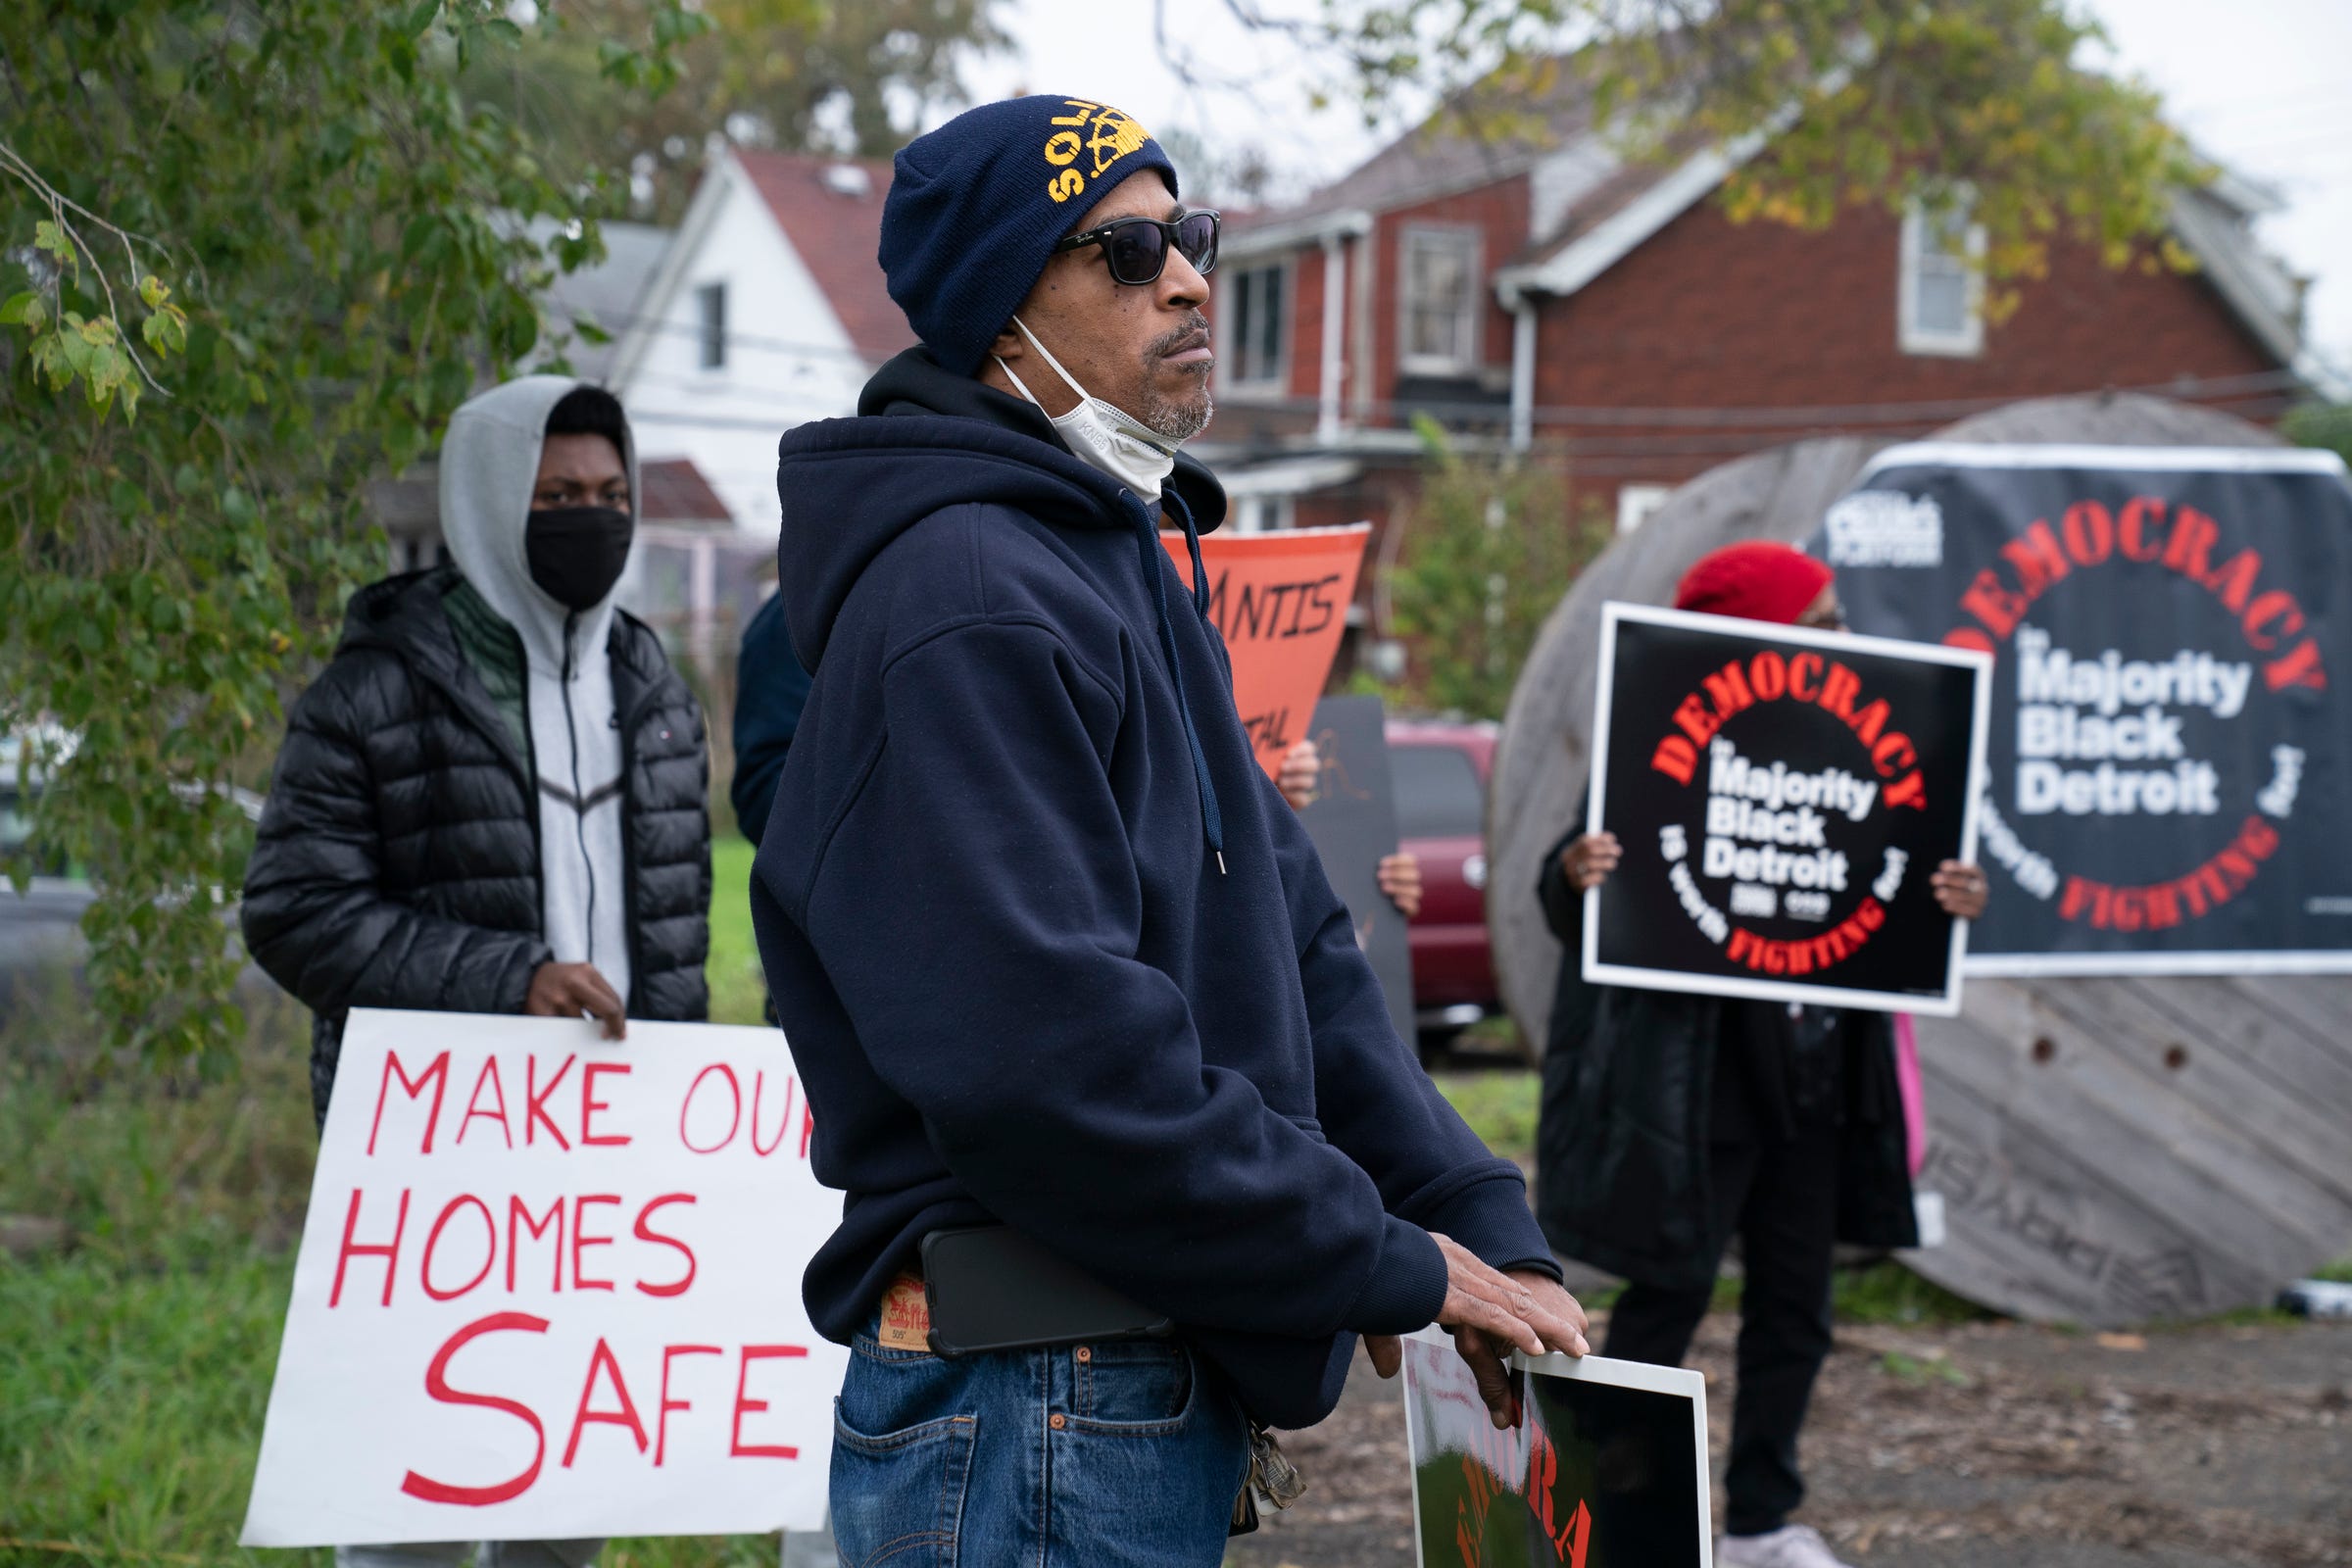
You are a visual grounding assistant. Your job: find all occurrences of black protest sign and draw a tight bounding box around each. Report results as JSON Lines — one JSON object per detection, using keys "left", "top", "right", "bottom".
{"left": 1401, "top": 1332, "right": 1711, "bottom": 1568}
{"left": 1821, "top": 444, "right": 2352, "bottom": 974}
{"left": 1585, "top": 603, "right": 1990, "bottom": 1013}
{"left": 1298, "top": 696, "right": 1416, "bottom": 1047}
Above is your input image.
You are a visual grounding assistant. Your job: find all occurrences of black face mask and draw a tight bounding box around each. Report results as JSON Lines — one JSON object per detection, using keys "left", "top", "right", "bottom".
{"left": 525, "top": 505, "right": 634, "bottom": 612}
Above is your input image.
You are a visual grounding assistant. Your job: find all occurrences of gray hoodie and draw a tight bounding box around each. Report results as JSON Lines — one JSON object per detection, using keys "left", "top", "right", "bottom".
{"left": 438, "top": 375, "right": 637, "bottom": 1003}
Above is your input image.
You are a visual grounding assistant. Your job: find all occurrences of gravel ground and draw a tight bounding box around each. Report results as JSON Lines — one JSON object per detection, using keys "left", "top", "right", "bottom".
{"left": 1223, "top": 1312, "right": 2352, "bottom": 1568}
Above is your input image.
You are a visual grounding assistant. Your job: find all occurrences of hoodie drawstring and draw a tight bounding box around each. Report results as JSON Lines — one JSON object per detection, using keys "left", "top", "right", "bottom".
{"left": 1121, "top": 488, "right": 1226, "bottom": 875}
{"left": 1169, "top": 489, "right": 1213, "bottom": 621}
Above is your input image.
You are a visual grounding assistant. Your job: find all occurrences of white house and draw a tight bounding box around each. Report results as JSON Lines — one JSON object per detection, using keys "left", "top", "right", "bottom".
{"left": 609, "top": 148, "right": 914, "bottom": 536}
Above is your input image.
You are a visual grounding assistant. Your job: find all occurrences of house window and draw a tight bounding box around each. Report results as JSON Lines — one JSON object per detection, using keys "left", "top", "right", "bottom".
{"left": 1400, "top": 225, "right": 1482, "bottom": 376}
{"left": 695, "top": 280, "right": 728, "bottom": 370}
{"left": 1226, "top": 261, "right": 1288, "bottom": 392}
{"left": 1616, "top": 484, "right": 1672, "bottom": 535}
{"left": 1898, "top": 200, "right": 1984, "bottom": 357}
{"left": 1233, "top": 495, "right": 1297, "bottom": 533}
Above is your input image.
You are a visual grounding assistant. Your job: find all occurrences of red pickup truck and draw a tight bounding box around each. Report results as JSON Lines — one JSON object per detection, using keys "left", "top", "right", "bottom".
{"left": 1384, "top": 718, "right": 1500, "bottom": 1051}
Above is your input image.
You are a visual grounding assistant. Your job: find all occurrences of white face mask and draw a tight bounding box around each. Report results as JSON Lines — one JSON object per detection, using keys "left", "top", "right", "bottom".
{"left": 995, "top": 316, "right": 1181, "bottom": 500}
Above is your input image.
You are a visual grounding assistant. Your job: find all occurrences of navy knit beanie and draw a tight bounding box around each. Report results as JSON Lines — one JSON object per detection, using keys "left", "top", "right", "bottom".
{"left": 880, "top": 95, "right": 1180, "bottom": 376}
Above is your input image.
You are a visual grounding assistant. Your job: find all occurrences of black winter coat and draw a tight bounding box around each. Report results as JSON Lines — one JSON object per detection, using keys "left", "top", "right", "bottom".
{"left": 244, "top": 567, "right": 710, "bottom": 1121}
{"left": 1533, "top": 822, "right": 1917, "bottom": 1293}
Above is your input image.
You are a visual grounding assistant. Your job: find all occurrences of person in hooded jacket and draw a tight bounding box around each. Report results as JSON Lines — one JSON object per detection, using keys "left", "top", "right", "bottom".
{"left": 751, "top": 95, "right": 1588, "bottom": 1564}
{"left": 1535, "top": 541, "right": 1988, "bottom": 1568}
{"left": 242, "top": 378, "right": 709, "bottom": 1568}
{"left": 729, "top": 590, "right": 812, "bottom": 848}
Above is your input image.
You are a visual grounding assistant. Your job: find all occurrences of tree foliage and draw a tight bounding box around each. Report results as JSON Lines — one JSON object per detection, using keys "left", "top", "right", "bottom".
{"left": 0, "top": 0, "right": 700, "bottom": 1068}
{"left": 1380, "top": 418, "right": 1607, "bottom": 720}
{"left": 2281, "top": 403, "right": 2352, "bottom": 470}
{"left": 472, "top": 0, "right": 1006, "bottom": 220}
{"left": 1273, "top": 0, "right": 2203, "bottom": 301}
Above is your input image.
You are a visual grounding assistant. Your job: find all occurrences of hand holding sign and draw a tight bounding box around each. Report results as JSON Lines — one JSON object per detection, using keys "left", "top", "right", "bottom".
{"left": 1557, "top": 831, "right": 1622, "bottom": 893}
{"left": 1364, "top": 1250, "right": 1591, "bottom": 1431}
{"left": 1277, "top": 738, "right": 1320, "bottom": 809}
{"left": 524, "top": 961, "right": 628, "bottom": 1039}
{"left": 1431, "top": 1234, "right": 1589, "bottom": 1365}
{"left": 1375, "top": 853, "right": 1422, "bottom": 919}
{"left": 1933, "top": 859, "right": 1989, "bottom": 919}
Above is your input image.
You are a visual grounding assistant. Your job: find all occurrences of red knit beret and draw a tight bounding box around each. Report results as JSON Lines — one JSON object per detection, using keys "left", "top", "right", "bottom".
{"left": 1672, "top": 541, "right": 1835, "bottom": 626}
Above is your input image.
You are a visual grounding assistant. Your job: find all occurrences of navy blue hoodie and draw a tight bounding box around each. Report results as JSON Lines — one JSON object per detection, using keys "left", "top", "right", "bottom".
{"left": 753, "top": 349, "right": 1554, "bottom": 1428}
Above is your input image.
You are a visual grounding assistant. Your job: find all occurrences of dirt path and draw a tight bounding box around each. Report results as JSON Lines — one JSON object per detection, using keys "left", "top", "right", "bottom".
{"left": 1224, "top": 1314, "right": 2352, "bottom": 1567}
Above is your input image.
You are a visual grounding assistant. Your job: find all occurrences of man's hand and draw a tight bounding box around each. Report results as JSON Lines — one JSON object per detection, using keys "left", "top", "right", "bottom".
{"left": 1278, "top": 738, "right": 1320, "bottom": 812}
{"left": 1558, "top": 831, "right": 1621, "bottom": 892}
{"left": 1449, "top": 1267, "right": 1590, "bottom": 1429}
{"left": 525, "top": 960, "right": 627, "bottom": 1040}
{"left": 1931, "top": 859, "right": 1988, "bottom": 920}
{"left": 1377, "top": 852, "right": 1423, "bottom": 919}
{"left": 1359, "top": 1239, "right": 1591, "bottom": 1427}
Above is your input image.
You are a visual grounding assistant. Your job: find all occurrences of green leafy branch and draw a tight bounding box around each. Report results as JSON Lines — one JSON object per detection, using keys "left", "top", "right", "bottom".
{"left": 1379, "top": 417, "right": 1606, "bottom": 721}
{"left": 0, "top": 139, "right": 188, "bottom": 422}
{"left": 2, "top": 0, "right": 743, "bottom": 1067}
{"left": 592, "top": 0, "right": 719, "bottom": 96}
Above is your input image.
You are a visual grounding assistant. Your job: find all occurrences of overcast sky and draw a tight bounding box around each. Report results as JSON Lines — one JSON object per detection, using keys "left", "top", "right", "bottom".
{"left": 954, "top": 0, "right": 2352, "bottom": 383}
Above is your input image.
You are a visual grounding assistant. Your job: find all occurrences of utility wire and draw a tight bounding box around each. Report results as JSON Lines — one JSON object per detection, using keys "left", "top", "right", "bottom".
{"left": 570, "top": 301, "right": 2329, "bottom": 427}
{"left": 614, "top": 371, "right": 2313, "bottom": 441}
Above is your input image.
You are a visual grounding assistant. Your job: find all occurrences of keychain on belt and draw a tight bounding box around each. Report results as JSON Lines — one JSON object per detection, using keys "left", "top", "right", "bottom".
{"left": 1228, "top": 1421, "right": 1308, "bottom": 1535}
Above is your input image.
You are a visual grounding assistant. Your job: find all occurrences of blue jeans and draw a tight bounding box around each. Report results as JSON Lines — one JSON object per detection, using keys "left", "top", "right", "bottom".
{"left": 829, "top": 1320, "right": 1250, "bottom": 1567}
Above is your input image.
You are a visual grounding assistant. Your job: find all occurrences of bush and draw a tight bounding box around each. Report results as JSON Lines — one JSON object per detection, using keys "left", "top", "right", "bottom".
{"left": 0, "top": 967, "right": 318, "bottom": 1271}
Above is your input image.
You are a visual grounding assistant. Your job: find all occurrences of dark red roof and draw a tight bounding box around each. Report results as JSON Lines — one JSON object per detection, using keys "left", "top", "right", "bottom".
{"left": 639, "top": 457, "right": 733, "bottom": 525}
{"left": 735, "top": 150, "right": 918, "bottom": 366}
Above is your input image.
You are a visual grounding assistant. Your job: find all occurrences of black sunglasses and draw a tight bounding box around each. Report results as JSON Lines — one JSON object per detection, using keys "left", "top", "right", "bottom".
{"left": 1053, "top": 210, "right": 1220, "bottom": 287}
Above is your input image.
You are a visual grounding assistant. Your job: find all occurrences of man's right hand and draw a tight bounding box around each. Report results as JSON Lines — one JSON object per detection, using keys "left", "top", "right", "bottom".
{"left": 525, "top": 961, "right": 627, "bottom": 1040}
{"left": 1362, "top": 1235, "right": 1589, "bottom": 1428}
{"left": 1558, "top": 831, "right": 1621, "bottom": 892}
{"left": 1433, "top": 1232, "right": 1586, "bottom": 1350}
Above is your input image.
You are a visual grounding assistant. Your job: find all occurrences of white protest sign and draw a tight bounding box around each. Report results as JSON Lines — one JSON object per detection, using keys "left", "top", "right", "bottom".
{"left": 242, "top": 1009, "right": 846, "bottom": 1546}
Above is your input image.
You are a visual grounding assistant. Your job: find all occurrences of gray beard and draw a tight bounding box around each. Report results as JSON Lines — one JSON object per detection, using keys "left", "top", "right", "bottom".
{"left": 1141, "top": 381, "right": 1213, "bottom": 444}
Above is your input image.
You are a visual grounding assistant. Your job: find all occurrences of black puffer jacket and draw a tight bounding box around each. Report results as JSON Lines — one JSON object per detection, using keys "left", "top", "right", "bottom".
{"left": 244, "top": 566, "right": 710, "bottom": 1120}
{"left": 1533, "top": 820, "right": 1917, "bottom": 1292}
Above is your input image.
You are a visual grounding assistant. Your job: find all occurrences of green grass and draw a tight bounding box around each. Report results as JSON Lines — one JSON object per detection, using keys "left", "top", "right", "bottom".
{"left": 2, "top": 1250, "right": 325, "bottom": 1566}
{"left": 1878, "top": 1348, "right": 1972, "bottom": 1387}
{"left": 1430, "top": 1062, "right": 1994, "bottom": 1326}
{"left": 1834, "top": 1256, "right": 1993, "bottom": 1326}
{"left": 0, "top": 970, "right": 786, "bottom": 1565}
{"left": 707, "top": 837, "right": 764, "bottom": 1027}
{"left": 0, "top": 976, "right": 322, "bottom": 1565}
{"left": 0, "top": 975, "right": 320, "bottom": 1274}
{"left": 1433, "top": 1068, "right": 1539, "bottom": 1166}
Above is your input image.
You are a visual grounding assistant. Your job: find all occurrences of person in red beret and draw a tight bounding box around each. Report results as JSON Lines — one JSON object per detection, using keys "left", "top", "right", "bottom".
{"left": 1534, "top": 541, "right": 1989, "bottom": 1568}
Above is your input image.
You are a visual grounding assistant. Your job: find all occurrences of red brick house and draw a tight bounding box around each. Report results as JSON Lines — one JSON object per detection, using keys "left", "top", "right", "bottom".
{"left": 1197, "top": 81, "right": 2332, "bottom": 544}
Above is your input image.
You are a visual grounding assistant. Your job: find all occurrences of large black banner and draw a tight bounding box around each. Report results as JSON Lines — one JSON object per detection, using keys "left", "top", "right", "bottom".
{"left": 1585, "top": 604, "right": 1990, "bottom": 1013}
{"left": 1297, "top": 695, "right": 1416, "bottom": 1046}
{"left": 1821, "top": 444, "right": 2352, "bottom": 974}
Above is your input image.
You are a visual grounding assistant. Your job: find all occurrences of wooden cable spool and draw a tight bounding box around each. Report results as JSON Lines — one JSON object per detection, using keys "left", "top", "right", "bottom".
{"left": 1488, "top": 394, "right": 2352, "bottom": 1325}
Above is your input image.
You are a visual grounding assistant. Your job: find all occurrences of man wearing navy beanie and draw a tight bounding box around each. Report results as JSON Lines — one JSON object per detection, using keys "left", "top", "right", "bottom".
{"left": 754, "top": 94, "right": 1587, "bottom": 1562}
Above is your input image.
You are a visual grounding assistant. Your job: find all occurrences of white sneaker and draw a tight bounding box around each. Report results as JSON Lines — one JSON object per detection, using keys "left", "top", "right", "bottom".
{"left": 1715, "top": 1524, "right": 1854, "bottom": 1568}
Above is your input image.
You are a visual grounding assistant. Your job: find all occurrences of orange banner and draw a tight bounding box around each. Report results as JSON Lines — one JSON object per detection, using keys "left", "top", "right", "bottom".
{"left": 1162, "top": 522, "right": 1371, "bottom": 776}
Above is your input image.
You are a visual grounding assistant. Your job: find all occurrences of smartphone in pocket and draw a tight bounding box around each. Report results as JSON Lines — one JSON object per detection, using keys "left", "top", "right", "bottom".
{"left": 920, "top": 1224, "right": 1174, "bottom": 1356}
